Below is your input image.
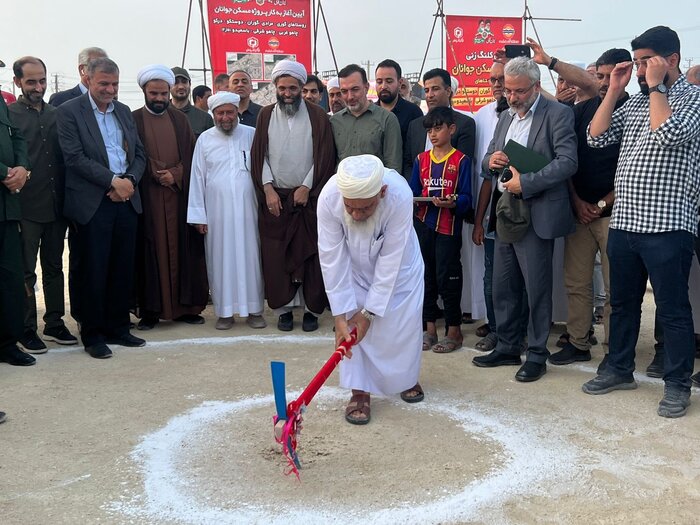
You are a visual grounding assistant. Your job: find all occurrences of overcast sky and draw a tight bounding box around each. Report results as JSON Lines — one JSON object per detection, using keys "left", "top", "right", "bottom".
{"left": 2, "top": 0, "right": 699, "bottom": 109}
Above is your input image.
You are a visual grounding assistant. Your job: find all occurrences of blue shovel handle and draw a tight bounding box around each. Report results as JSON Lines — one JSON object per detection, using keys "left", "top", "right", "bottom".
{"left": 271, "top": 361, "right": 288, "bottom": 421}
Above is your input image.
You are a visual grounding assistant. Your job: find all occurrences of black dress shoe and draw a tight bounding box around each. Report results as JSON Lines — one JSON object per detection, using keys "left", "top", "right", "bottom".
{"left": 302, "top": 312, "right": 319, "bottom": 332}
{"left": 0, "top": 345, "right": 37, "bottom": 366}
{"left": 277, "top": 312, "right": 293, "bottom": 331}
{"left": 137, "top": 317, "right": 159, "bottom": 331}
{"left": 85, "top": 343, "right": 113, "bottom": 359}
{"left": 472, "top": 350, "right": 521, "bottom": 368}
{"left": 174, "top": 314, "right": 205, "bottom": 325}
{"left": 645, "top": 351, "right": 665, "bottom": 378}
{"left": 515, "top": 361, "right": 547, "bottom": 382}
{"left": 106, "top": 333, "right": 146, "bottom": 347}
{"left": 549, "top": 342, "right": 591, "bottom": 365}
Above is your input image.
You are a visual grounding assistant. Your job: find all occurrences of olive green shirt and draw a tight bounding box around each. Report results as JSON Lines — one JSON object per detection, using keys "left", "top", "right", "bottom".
{"left": 177, "top": 102, "right": 214, "bottom": 140}
{"left": 330, "top": 102, "right": 402, "bottom": 172}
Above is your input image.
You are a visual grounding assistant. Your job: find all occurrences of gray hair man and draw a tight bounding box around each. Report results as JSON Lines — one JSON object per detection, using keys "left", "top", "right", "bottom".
{"left": 472, "top": 57, "right": 578, "bottom": 383}
{"left": 49, "top": 46, "right": 107, "bottom": 107}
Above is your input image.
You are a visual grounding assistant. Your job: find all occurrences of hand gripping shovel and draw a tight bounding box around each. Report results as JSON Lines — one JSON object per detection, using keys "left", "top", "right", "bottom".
{"left": 270, "top": 328, "right": 358, "bottom": 478}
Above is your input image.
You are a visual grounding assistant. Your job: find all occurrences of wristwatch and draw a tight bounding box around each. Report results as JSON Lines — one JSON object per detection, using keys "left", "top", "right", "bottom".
{"left": 649, "top": 84, "right": 668, "bottom": 95}
{"left": 360, "top": 308, "right": 375, "bottom": 322}
{"left": 597, "top": 199, "right": 607, "bottom": 210}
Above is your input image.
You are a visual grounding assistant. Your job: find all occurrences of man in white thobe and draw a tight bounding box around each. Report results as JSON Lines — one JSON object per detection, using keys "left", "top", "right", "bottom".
{"left": 317, "top": 155, "right": 424, "bottom": 425}
{"left": 187, "top": 92, "right": 266, "bottom": 330}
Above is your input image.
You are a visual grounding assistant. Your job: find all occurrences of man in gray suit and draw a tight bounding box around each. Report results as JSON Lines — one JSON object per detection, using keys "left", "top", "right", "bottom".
{"left": 57, "top": 57, "right": 146, "bottom": 359}
{"left": 472, "top": 57, "right": 577, "bottom": 382}
{"left": 48, "top": 47, "right": 107, "bottom": 107}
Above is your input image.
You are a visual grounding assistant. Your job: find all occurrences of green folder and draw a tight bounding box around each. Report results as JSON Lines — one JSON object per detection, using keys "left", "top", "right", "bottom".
{"left": 503, "top": 139, "right": 550, "bottom": 174}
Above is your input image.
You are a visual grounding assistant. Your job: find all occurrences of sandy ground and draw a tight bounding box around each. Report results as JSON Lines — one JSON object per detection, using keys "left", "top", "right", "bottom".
{"left": 2, "top": 265, "right": 700, "bottom": 524}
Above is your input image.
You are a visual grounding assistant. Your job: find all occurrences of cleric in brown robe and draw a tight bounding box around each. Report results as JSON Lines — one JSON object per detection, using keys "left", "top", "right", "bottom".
{"left": 251, "top": 60, "right": 336, "bottom": 332}
{"left": 132, "top": 65, "right": 208, "bottom": 329}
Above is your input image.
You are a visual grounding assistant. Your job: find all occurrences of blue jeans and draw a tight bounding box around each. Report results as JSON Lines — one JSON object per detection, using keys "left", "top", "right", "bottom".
{"left": 606, "top": 229, "right": 695, "bottom": 389}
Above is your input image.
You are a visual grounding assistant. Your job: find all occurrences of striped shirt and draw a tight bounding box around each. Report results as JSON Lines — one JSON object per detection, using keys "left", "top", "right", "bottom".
{"left": 587, "top": 75, "right": 700, "bottom": 235}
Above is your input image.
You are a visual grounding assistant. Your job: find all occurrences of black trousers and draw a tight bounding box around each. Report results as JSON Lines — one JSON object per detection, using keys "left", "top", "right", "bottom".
{"left": 415, "top": 219, "right": 463, "bottom": 327}
{"left": 0, "top": 221, "right": 24, "bottom": 352}
{"left": 21, "top": 218, "right": 68, "bottom": 332}
{"left": 70, "top": 197, "right": 137, "bottom": 346}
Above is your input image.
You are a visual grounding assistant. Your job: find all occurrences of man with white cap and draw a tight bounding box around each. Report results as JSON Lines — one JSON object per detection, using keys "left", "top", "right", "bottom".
{"left": 251, "top": 60, "right": 336, "bottom": 332}
{"left": 132, "top": 65, "right": 208, "bottom": 330}
{"left": 317, "top": 154, "right": 425, "bottom": 425}
{"left": 187, "top": 92, "right": 266, "bottom": 330}
{"left": 327, "top": 76, "right": 345, "bottom": 115}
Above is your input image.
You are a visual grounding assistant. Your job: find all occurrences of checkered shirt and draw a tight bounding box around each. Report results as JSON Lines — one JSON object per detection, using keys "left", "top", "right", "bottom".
{"left": 587, "top": 75, "right": 700, "bottom": 235}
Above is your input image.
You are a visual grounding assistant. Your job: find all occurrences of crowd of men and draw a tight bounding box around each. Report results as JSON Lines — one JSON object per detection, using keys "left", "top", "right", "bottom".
{"left": 2, "top": 24, "right": 700, "bottom": 426}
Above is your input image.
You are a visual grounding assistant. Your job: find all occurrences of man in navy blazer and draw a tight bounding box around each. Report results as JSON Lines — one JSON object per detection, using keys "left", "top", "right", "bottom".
{"left": 57, "top": 57, "right": 146, "bottom": 358}
{"left": 49, "top": 47, "right": 107, "bottom": 107}
{"left": 472, "top": 57, "right": 578, "bottom": 382}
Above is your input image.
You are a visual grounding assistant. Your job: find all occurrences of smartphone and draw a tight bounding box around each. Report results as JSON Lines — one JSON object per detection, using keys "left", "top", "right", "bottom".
{"left": 505, "top": 45, "right": 531, "bottom": 59}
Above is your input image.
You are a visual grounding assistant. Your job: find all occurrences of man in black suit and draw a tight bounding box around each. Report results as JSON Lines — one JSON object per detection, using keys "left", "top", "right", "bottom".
{"left": 402, "top": 68, "right": 476, "bottom": 179}
{"left": 48, "top": 47, "right": 107, "bottom": 107}
{"left": 57, "top": 57, "right": 146, "bottom": 358}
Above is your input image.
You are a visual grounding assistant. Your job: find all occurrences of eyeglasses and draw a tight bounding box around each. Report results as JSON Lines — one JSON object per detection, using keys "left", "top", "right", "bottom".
{"left": 632, "top": 54, "right": 674, "bottom": 70}
{"left": 503, "top": 82, "right": 536, "bottom": 97}
{"left": 489, "top": 76, "right": 505, "bottom": 85}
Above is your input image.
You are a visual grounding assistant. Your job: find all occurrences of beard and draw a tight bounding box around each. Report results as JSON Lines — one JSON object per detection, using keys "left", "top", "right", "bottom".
{"left": 508, "top": 89, "right": 538, "bottom": 114}
{"left": 146, "top": 99, "right": 169, "bottom": 114}
{"left": 638, "top": 73, "right": 669, "bottom": 96}
{"left": 378, "top": 89, "right": 398, "bottom": 104}
{"left": 277, "top": 92, "right": 302, "bottom": 116}
{"left": 343, "top": 199, "right": 385, "bottom": 237}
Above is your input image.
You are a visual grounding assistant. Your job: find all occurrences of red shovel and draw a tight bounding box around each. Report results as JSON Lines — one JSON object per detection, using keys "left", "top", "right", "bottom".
{"left": 270, "top": 328, "right": 358, "bottom": 478}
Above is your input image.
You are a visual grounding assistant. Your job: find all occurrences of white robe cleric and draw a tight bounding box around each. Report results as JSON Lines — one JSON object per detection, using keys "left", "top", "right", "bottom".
{"left": 317, "top": 169, "right": 424, "bottom": 395}
{"left": 187, "top": 124, "right": 264, "bottom": 318}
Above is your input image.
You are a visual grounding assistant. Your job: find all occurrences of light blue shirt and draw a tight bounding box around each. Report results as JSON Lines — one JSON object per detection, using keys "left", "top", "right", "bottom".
{"left": 88, "top": 92, "right": 127, "bottom": 175}
{"left": 505, "top": 93, "right": 542, "bottom": 147}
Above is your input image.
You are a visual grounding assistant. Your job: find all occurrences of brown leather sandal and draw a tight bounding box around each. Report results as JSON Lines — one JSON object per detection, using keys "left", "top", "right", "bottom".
{"left": 345, "top": 393, "right": 371, "bottom": 425}
{"left": 400, "top": 383, "right": 425, "bottom": 403}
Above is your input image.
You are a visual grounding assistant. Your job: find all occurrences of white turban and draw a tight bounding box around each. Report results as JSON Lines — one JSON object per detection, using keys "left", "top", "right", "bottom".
{"left": 137, "top": 64, "right": 176, "bottom": 88}
{"left": 271, "top": 60, "right": 307, "bottom": 84}
{"left": 450, "top": 76, "right": 459, "bottom": 92}
{"left": 207, "top": 92, "right": 240, "bottom": 111}
{"left": 335, "top": 155, "right": 385, "bottom": 199}
{"left": 327, "top": 76, "right": 340, "bottom": 90}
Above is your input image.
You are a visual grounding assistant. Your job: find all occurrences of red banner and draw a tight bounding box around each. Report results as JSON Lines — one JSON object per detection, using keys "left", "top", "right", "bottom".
{"left": 445, "top": 15, "right": 523, "bottom": 112}
{"left": 207, "top": 0, "right": 312, "bottom": 85}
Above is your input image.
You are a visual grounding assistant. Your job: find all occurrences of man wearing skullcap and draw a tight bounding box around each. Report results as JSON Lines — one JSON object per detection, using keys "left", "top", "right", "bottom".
{"left": 317, "top": 155, "right": 425, "bottom": 424}
{"left": 187, "top": 92, "right": 266, "bottom": 330}
{"left": 251, "top": 59, "right": 336, "bottom": 332}
{"left": 331, "top": 64, "right": 403, "bottom": 171}
{"left": 170, "top": 67, "right": 214, "bottom": 140}
{"left": 327, "top": 76, "right": 345, "bottom": 115}
{"left": 132, "top": 65, "right": 208, "bottom": 330}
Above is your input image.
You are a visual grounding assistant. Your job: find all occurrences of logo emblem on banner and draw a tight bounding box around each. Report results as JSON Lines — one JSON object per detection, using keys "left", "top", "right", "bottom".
{"left": 268, "top": 38, "right": 280, "bottom": 48}
{"left": 454, "top": 27, "right": 463, "bottom": 40}
{"left": 256, "top": 0, "right": 265, "bottom": 6}
{"left": 503, "top": 25, "right": 516, "bottom": 38}
{"left": 247, "top": 37, "right": 259, "bottom": 49}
